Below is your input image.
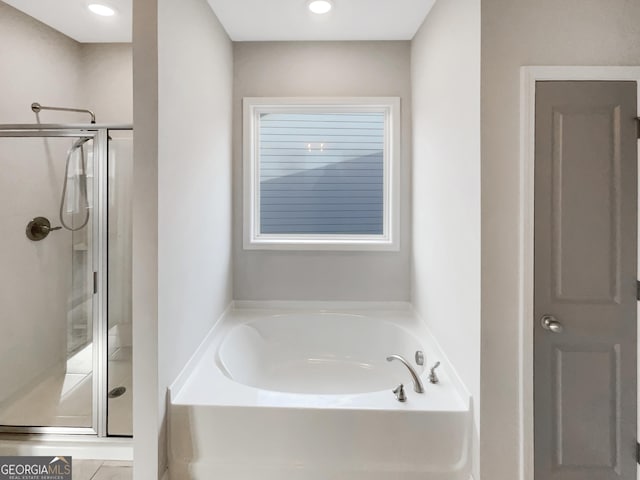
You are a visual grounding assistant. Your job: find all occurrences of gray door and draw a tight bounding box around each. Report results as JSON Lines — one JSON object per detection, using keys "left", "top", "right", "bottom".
{"left": 535, "top": 81, "right": 638, "bottom": 479}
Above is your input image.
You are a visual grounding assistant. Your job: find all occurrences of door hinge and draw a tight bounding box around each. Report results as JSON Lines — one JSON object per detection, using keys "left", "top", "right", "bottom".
{"left": 636, "top": 442, "right": 640, "bottom": 465}
{"left": 637, "top": 117, "right": 640, "bottom": 139}
{"left": 93, "top": 271, "right": 98, "bottom": 295}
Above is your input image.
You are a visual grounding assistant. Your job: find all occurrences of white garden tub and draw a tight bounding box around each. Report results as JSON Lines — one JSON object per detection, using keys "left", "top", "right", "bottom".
{"left": 169, "top": 305, "right": 472, "bottom": 480}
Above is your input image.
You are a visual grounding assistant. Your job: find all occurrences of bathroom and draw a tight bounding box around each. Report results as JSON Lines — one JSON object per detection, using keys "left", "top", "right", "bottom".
{"left": 1, "top": 0, "right": 639, "bottom": 479}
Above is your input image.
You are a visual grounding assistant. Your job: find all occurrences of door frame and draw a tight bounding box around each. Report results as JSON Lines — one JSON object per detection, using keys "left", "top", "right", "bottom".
{"left": 0, "top": 124, "right": 131, "bottom": 437}
{"left": 519, "top": 66, "right": 640, "bottom": 480}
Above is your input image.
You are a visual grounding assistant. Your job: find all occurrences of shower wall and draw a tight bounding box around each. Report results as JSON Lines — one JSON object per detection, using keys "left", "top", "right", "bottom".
{"left": 0, "top": 2, "right": 81, "bottom": 124}
{"left": 0, "top": 1, "right": 81, "bottom": 403}
{"left": 0, "top": 0, "right": 132, "bottom": 405}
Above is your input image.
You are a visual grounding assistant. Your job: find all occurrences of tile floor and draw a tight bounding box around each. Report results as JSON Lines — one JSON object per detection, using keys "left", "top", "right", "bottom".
{"left": 73, "top": 460, "right": 132, "bottom": 480}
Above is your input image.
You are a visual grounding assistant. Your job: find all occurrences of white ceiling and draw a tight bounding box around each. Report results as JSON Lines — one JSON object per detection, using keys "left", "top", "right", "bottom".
{"left": 4, "top": 0, "right": 435, "bottom": 43}
{"left": 207, "top": 0, "right": 436, "bottom": 41}
{"left": 4, "top": 0, "right": 132, "bottom": 43}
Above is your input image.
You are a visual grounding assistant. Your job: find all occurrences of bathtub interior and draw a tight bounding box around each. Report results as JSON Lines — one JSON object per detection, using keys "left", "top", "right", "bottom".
{"left": 216, "top": 313, "right": 427, "bottom": 395}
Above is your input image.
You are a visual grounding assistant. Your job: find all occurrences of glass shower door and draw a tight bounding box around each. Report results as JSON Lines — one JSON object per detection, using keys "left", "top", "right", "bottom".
{"left": 0, "top": 132, "right": 100, "bottom": 433}
{"left": 107, "top": 129, "right": 133, "bottom": 436}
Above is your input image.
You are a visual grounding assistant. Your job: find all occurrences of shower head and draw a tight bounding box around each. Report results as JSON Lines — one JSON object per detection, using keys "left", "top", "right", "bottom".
{"left": 30, "top": 102, "right": 96, "bottom": 124}
{"left": 72, "top": 137, "right": 93, "bottom": 149}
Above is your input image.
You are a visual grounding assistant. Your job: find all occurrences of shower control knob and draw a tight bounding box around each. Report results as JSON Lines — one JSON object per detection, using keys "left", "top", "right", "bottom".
{"left": 26, "top": 217, "right": 61, "bottom": 241}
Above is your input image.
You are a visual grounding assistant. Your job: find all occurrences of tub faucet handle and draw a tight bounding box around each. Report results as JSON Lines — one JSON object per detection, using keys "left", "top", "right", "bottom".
{"left": 429, "top": 361, "right": 441, "bottom": 384}
{"left": 392, "top": 384, "right": 407, "bottom": 402}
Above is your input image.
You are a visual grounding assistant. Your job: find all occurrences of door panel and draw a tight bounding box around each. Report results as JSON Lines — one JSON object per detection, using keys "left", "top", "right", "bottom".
{"left": 551, "top": 105, "right": 622, "bottom": 303}
{"left": 535, "top": 81, "right": 637, "bottom": 480}
{"left": 555, "top": 344, "right": 619, "bottom": 468}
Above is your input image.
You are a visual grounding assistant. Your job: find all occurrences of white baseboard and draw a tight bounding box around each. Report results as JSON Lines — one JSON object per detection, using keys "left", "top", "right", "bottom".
{"left": 0, "top": 435, "right": 132, "bottom": 460}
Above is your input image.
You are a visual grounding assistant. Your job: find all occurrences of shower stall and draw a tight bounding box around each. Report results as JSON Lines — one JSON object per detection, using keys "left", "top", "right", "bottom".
{"left": 0, "top": 117, "right": 133, "bottom": 438}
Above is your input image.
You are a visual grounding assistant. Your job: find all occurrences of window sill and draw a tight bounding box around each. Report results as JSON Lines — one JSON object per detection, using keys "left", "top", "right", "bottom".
{"left": 244, "top": 236, "right": 399, "bottom": 252}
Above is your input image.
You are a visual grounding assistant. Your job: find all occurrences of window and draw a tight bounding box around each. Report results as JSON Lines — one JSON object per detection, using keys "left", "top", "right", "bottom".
{"left": 243, "top": 97, "right": 400, "bottom": 250}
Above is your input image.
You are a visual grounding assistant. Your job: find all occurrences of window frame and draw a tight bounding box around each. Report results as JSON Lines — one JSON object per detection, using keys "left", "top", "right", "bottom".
{"left": 243, "top": 97, "right": 400, "bottom": 251}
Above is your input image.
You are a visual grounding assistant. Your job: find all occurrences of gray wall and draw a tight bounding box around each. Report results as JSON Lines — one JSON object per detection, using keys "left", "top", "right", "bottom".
{"left": 131, "top": 0, "right": 159, "bottom": 475}
{"left": 135, "top": 0, "right": 234, "bottom": 477}
{"left": 157, "top": 0, "right": 233, "bottom": 418}
{"left": 80, "top": 43, "right": 133, "bottom": 124}
{"left": 233, "top": 41, "right": 411, "bottom": 301}
{"left": 0, "top": 1, "right": 81, "bottom": 124}
{"left": 480, "top": 1, "right": 640, "bottom": 479}
{"left": 411, "top": 0, "right": 481, "bottom": 477}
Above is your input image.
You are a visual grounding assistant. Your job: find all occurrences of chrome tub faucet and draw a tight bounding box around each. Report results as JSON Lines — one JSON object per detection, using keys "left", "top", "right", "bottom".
{"left": 386, "top": 354, "right": 425, "bottom": 393}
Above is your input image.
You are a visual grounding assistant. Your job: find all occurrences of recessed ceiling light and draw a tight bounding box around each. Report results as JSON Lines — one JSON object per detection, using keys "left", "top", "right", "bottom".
{"left": 308, "top": 0, "right": 333, "bottom": 15}
{"left": 88, "top": 3, "right": 116, "bottom": 16}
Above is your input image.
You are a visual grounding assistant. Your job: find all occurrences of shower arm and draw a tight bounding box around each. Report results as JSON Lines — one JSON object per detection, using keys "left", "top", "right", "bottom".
{"left": 31, "top": 102, "right": 96, "bottom": 124}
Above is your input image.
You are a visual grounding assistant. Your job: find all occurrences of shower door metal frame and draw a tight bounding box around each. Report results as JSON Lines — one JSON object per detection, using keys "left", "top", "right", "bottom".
{"left": 0, "top": 124, "right": 132, "bottom": 437}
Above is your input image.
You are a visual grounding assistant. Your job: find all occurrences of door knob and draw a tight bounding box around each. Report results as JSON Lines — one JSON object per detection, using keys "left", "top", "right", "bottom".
{"left": 540, "top": 314, "right": 563, "bottom": 333}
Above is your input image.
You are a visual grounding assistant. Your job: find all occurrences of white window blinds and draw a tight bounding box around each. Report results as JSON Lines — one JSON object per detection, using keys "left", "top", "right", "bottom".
{"left": 258, "top": 112, "right": 385, "bottom": 235}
